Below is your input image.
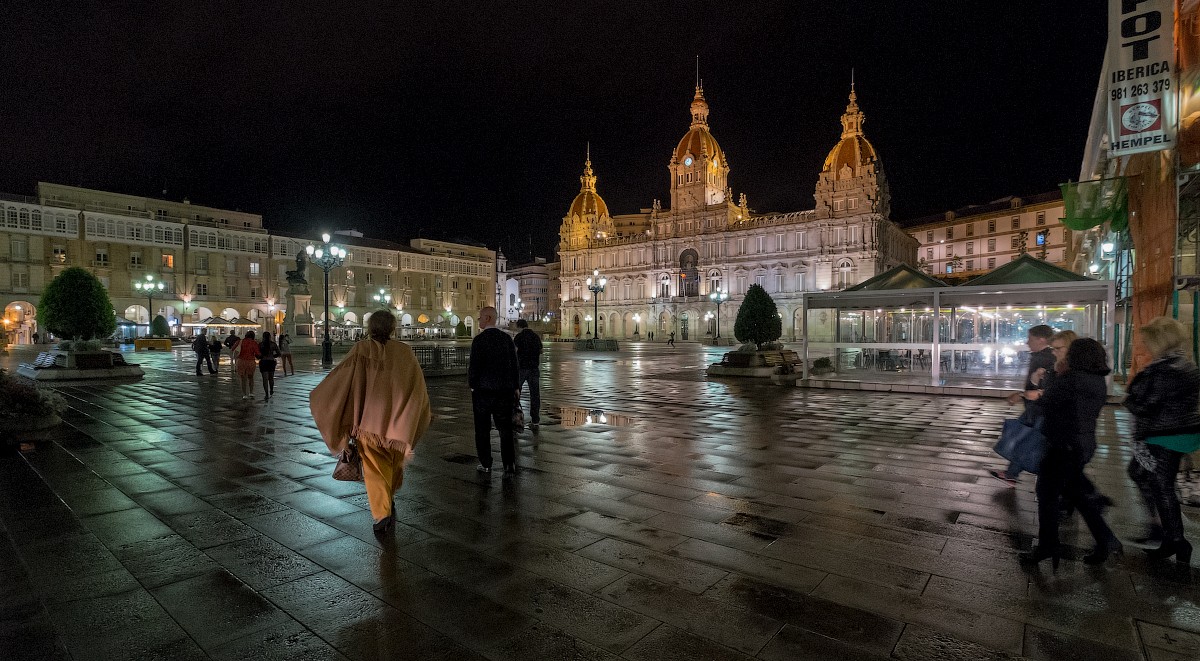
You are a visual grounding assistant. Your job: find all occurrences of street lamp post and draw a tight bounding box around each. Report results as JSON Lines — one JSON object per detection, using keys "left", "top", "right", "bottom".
{"left": 372, "top": 288, "right": 392, "bottom": 306}
{"left": 709, "top": 289, "right": 729, "bottom": 343}
{"left": 585, "top": 269, "right": 607, "bottom": 339}
{"left": 585, "top": 314, "right": 592, "bottom": 338}
{"left": 132, "top": 273, "right": 167, "bottom": 335}
{"left": 305, "top": 233, "right": 346, "bottom": 366}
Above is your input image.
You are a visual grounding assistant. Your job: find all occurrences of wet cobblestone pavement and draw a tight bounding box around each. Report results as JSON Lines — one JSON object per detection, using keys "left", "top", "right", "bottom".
{"left": 3, "top": 342, "right": 1200, "bottom": 660}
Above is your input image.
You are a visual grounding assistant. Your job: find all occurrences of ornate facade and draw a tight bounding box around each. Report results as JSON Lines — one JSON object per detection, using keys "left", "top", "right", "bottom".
{"left": 558, "top": 86, "right": 917, "bottom": 341}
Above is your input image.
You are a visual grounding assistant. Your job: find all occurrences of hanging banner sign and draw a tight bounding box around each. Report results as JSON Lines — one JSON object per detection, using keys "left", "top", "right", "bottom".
{"left": 1108, "top": 0, "right": 1176, "bottom": 156}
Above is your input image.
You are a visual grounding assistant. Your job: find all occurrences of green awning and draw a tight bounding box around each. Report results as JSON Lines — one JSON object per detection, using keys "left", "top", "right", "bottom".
{"left": 845, "top": 263, "right": 949, "bottom": 291}
{"left": 963, "top": 253, "right": 1093, "bottom": 286}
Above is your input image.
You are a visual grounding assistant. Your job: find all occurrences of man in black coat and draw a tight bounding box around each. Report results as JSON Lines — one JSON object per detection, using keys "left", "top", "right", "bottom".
{"left": 514, "top": 319, "right": 543, "bottom": 427}
{"left": 193, "top": 328, "right": 216, "bottom": 376}
{"left": 469, "top": 306, "right": 520, "bottom": 475}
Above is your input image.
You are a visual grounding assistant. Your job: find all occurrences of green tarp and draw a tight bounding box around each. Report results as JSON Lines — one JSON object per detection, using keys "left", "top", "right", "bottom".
{"left": 1060, "top": 177, "right": 1128, "bottom": 232}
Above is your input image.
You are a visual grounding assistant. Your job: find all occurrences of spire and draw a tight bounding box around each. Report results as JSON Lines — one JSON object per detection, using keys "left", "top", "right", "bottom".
{"left": 690, "top": 84, "right": 710, "bottom": 129}
{"left": 840, "top": 81, "right": 864, "bottom": 138}
{"left": 579, "top": 147, "right": 597, "bottom": 192}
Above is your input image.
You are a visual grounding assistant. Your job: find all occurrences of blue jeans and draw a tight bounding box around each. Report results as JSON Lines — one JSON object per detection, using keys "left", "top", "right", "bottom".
{"left": 519, "top": 367, "right": 540, "bottom": 424}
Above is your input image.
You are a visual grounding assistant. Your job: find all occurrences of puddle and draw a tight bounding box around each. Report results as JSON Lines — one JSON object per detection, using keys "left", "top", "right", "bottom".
{"left": 722, "top": 513, "right": 791, "bottom": 539}
{"left": 556, "top": 406, "right": 636, "bottom": 427}
{"left": 442, "top": 453, "right": 479, "bottom": 465}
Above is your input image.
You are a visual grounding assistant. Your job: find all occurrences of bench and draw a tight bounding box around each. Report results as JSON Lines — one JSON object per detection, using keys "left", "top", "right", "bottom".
{"left": 762, "top": 350, "right": 802, "bottom": 367}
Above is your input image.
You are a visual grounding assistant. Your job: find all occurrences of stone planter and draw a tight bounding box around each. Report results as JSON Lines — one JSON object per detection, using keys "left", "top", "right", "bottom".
{"left": 134, "top": 338, "right": 173, "bottom": 351}
{"left": 17, "top": 350, "right": 144, "bottom": 381}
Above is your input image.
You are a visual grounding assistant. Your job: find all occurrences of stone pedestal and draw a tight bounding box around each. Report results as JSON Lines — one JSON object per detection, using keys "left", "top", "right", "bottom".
{"left": 284, "top": 294, "right": 315, "bottom": 338}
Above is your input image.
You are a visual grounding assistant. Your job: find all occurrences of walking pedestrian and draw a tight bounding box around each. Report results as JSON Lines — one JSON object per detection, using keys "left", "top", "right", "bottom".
{"left": 990, "top": 324, "right": 1056, "bottom": 485}
{"left": 278, "top": 332, "right": 294, "bottom": 375}
{"left": 258, "top": 332, "right": 281, "bottom": 401}
{"left": 667, "top": 331, "right": 675, "bottom": 348}
{"left": 210, "top": 335, "right": 222, "bottom": 373}
{"left": 469, "top": 306, "right": 520, "bottom": 476}
{"left": 225, "top": 330, "right": 240, "bottom": 353}
{"left": 1020, "top": 338, "right": 1120, "bottom": 570}
{"left": 233, "top": 330, "right": 261, "bottom": 399}
{"left": 193, "top": 328, "right": 216, "bottom": 375}
{"left": 310, "top": 309, "right": 431, "bottom": 536}
{"left": 1125, "top": 317, "right": 1200, "bottom": 563}
{"left": 514, "top": 319, "right": 543, "bottom": 428}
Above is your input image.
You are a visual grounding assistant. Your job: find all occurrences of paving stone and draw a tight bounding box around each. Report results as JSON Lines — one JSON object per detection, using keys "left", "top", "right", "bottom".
{"left": 757, "top": 625, "right": 893, "bottom": 661}
{"left": 301, "top": 535, "right": 426, "bottom": 592}
{"left": 482, "top": 621, "right": 618, "bottom": 661}
{"left": 489, "top": 538, "right": 627, "bottom": 592}
{"left": 206, "top": 535, "right": 324, "bottom": 590}
{"left": 578, "top": 537, "right": 729, "bottom": 593}
{"left": 46, "top": 588, "right": 194, "bottom": 661}
{"left": 243, "top": 508, "right": 344, "bottom": 550}
{"left": 112, "top": 533, "right": 220, "bottom": 589}
{"left": 891, "top": 624, "right": 1024, "bottom": 660}
{"left": 152, "top": 568, "right": 294, "bottom": 651}
{"left": 672, "top": 538, "right": 827, "bottom": 594}
{"left": 598, "top": 574, "right": 782, "bottom": 654}
{"left": 165, "top": 508, "right": 259, "bottom": 549}
{"left": 620, "top": 623, "right": 756, "bottom": 661}
{"left": 208, "top": 619, "right": 350, "bottom": 661}
{"left": 81, "top": 507, "right": 174, "bottom": 547}
{"left": 564, "top": 511, "right": 689, "bottom": 552}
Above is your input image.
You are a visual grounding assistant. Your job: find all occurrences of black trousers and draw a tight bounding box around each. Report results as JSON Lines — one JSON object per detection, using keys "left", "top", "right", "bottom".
{"left": 1036, "top": 450, "right": 1114, "bottom": 550}
{"left": 195, "top": 353, "right": 215, "bottom": 374}
{"left": 473, "top": 389, "right": 515, "bottom": 469}
{"left": 1129, "top": 445, "right": 1186, "bottom": 542}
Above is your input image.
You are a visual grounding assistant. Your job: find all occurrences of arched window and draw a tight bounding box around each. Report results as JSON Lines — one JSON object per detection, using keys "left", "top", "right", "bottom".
{"left": 835, "top": 259, "right": 854, "bottom": 289}
{"left": 708, "top": 269, "right": 722, "bottom": 294}
{"left": 659, "top": 274, "right": 670, "bottom": 298}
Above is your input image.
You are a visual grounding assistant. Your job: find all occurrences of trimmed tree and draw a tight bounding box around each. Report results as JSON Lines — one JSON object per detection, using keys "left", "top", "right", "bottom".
{"left": 150, "top": 314, "right": 170, "bottom": 337}
{"left": 455, "top": 320, "right": 468, "bottom": 337}
{"left": 733, "top": 284, "right": 782, "bottom": 349}
{"left": 40, "top": 267, "right": 117, "bottom": 341}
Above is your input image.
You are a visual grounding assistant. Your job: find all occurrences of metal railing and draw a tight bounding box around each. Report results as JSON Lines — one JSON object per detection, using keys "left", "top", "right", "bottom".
{"left": 410, "top": 345, "right": 470, "bottom": 371}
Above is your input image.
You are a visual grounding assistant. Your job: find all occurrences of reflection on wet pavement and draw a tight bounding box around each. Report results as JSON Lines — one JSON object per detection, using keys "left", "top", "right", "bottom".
{"left": 0, "top": 342, "right": 1195, "bottom": 660}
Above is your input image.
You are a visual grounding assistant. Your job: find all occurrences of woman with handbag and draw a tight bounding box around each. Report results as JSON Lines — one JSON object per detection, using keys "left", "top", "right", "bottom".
{"left": 1020, "top": 338, "right": 1120, "bottom": 570}
{"left": 258, "top": 332, "right": 281, "bottom": 401}
{"left": 310, "top": 309, "right": 431, "bottom": 536}
{"left": 1125, "top": 316, "right": 1200, "bottom": 563}
{"left": 234, "top": 330, "right": 261, "bottom": 400}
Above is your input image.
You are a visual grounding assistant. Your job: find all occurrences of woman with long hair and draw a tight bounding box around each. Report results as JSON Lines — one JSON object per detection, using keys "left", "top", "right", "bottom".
{"left": 234, "top": 330, "right": 261, "bottom": 400}
{"left": 310, "top": 309, "right": 431, "bottom": 535}
{"left": 1021, "top": 338, "right": 1120, "bottom": 569}
{"left": 258, "top": 332, "right": 281, "bottom": 401}
{"left": 1125, "top": 317, "right": 1200, "bottom": 563}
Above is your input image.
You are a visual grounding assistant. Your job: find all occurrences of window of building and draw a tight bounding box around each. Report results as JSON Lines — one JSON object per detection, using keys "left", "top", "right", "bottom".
{"left": 1010, "top": 236, "right": 1019, "bottom": 249}
{"left": 404, "top": 275, "right": 411, "bottom": 287}
{"left": 945, "top": 226, "right": 954, "bottom": 239}
{"left": 848, "top": 198, "right": 857, "bottom": 210}
{"left": 161, "top": 253, "right": 174, "bottom": 269}
{"left": 776, "top": 234, "right": 785, "bottom": 251}
{"left": 1036, "top": 212, "right": 1046, "bottom": 226}
{"left": 250, "top": 287, "right": 258, "bottom": 299}
{"left": 966, "top": 223, "right": 974, "bottom": 237}
{"left": 660, "top": 274, "right": 670, "bottom": 297}
{"left": 197, "top": 255, "right": 208, "bottom": 272}
{"left": 966, "top": 242, "right": 974, "bottom": 255}
{"left": 987, "top": 257, "right": 996, "bottom": 269}
{"left": 225, "top": 258, "right": 236, "bottom": 272}
{"left": 774, "top": 273, "right": 783, "bottom": 291}
{"left": 988, "top": 238, "right": 996, "bottom": 252}
{"left": 1036, "top": 231, "right": 1047, "bottom": 246}
{"left": 988, "top": 219, "right": 996, "bottom": 233}
{"left": 94, "top": 247, "right": 109, "bottom": 267}
{"left": 736, "top": 274, "right": 747, "bottom": 294}
{"left": 927, "top": 248, "right": 933, "bottom": 259}
{"left": 756, "top": 236, "right": 765, "bottom": 253}
{"left": 833, "top": 199, "right": 845, "bottom": 211}
{"left": 53, "top": 246, "right": 66, "bottom": 263}
{"left": 385, "top": 274, "right": 392, "bottom": 286}
{"left": 226, "top": 284, "right": 237, "bottom": 298}
{"left": 755, "top": 274, "right": 766, "bottom": 288}
{"left": 130, "top": 252, "right": 142, "bottom": 267}
{"left": 12, "top": 271, "right": 29, "bottom": 290}
{"left": 11, "top": 238, "right": 28, "bottom": 260}
{"left": 249, "top": 261, "right": 260, "bottom": 276}
{"left": 797, "top": 232, "right": 806, "bottom": 249}
{"left": 946, "top": 264, "right": 954, "bottom": 274}
{"left": 966, "top": 260, "right": 974, "bottom": 271}
{"left": 946, "top": 246, "right": 954, "bottom": 257}
{"left": 738, "top": 238, "right": 747, "bottom": 255}
{"left": 1011, "top": 216, "right": 1020, "bottom": 230}
{"left": 366, "top": 272, "right": 374, "bottom": 285}
{"left": 926, "top": 231, "right": 933, "bottom": 242}
{"left": 196, "top": 283, "right": 208, "bottom": 296}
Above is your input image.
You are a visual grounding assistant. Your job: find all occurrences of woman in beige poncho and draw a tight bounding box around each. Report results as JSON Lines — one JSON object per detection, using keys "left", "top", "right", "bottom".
{"left": 310, "top": 309, "right": 431, "bottom": 535}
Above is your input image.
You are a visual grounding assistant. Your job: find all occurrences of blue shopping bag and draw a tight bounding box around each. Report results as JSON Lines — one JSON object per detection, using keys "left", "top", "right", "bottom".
{"left": 994, "top": 414, "right": 1046, "bottom": 475}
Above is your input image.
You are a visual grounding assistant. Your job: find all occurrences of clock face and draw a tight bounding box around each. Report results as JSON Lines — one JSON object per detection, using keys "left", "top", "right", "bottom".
{"left": 684, "top": 156, "right": 693, "bottom": 166}
{"left": 1121, "top": 102, "right": 1160, "bottom": 132}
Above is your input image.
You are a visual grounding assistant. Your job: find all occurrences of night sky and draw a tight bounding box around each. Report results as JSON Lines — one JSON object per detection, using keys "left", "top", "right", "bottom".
{"left": 0, "top": 2, "right": 1107, "bottom": 262}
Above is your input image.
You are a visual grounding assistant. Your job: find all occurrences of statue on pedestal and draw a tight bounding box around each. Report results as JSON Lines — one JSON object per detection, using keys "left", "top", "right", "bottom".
{"left": 285, "top": 251, "right": 310, "bottom": 296}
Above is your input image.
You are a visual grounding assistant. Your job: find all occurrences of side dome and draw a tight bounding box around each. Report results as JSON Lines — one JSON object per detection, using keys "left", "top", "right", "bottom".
{"left": 567, "top": 158, "right": 609, "bottom": 217}
{"left": 821, "top": 88, "right": 880, "bottom": 175}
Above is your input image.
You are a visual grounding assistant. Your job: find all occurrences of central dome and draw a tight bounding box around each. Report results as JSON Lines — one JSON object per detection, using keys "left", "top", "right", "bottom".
{"left": 821, "top": 88, "right": 880, "bottom": 175}
{"left": 567, "top": 158, "right": 609, "bottom": 218}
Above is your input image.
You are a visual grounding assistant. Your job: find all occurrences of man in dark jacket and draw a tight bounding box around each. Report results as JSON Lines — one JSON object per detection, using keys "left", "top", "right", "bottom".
{"left": 992, "top": 324, "right": 1057, "bottom": 485}
{"left": 514, "top": 319, "right": 543, "bottom": 427}
{"left": 469, "top": 307, "right": 520, "bottom": 475}
{"left": 193, "top": 328, "right": 216, "bottom": 376}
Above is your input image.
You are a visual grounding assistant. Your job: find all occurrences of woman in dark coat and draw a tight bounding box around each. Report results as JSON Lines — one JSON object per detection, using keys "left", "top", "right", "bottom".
{"left": 1125, "top": 317, "right": 1200, "bottom": 563}
{"left": 1021, "top": 338, "right": 1120, "bottom": 569}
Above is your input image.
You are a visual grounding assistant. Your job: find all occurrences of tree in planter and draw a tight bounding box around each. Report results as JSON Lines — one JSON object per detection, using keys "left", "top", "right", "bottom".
{"left": 150, "top": 314, "right": 171, "bottom": 338}
{"left": 455, "top": 320, "right": 468, "bottom": 337}
{"left": 733, "top": 284, "right": 782, "bottom": 350}
{"left": 40, "top": 267, "right": 117, "bottom": 341}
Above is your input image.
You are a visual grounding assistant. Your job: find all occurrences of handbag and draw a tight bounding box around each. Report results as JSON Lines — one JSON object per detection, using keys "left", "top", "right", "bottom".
{"left": 994, "top": 413, "right": 1046, "bottom": 475}
{"left": 512, "top": 404, "right": 526, "bottom": 432}
{"left": 333, "top": 437, "right": 364, "bottom": 482}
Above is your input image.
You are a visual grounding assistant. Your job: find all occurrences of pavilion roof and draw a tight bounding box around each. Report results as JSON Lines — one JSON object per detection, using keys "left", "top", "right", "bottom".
{"left": 845, "top": 263, "right": 948, "bottom": 291}
{"left": 964, "top": 253, "right": 1092, "bottom": 286}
